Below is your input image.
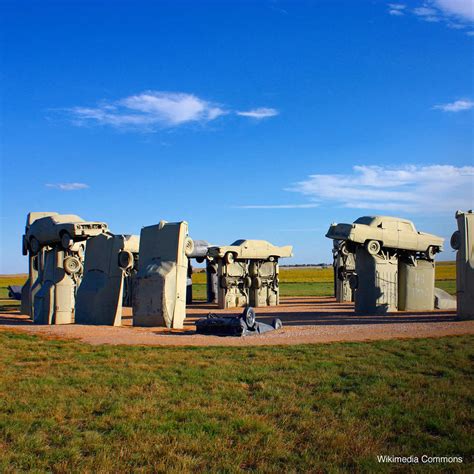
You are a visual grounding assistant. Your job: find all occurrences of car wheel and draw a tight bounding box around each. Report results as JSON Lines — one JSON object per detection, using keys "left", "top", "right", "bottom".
{"left": 252, "top": 276, "right": 262, "bottom": 289}
{"left": 118, "top": 250, "right": 134, "bottom": 270}
{"left": 340, "top": 242, "right": 350, "bottom": 256}
{"left": 61, "top": 232, "right": 73, "bottom": 250}
{"left": 184, "top": 237, "right": 194, "bottom": 257}
{"left": 426, "top": 246, "right": 437, "bottom": 260}
{"left": 365, "top": 240, "right": 381, "bottom": 255}
{"left": 450, "top": 231, "right": 460, "bottom": 251}
{"left": 29, "top": 236, "right": 41, "bottom": 255}
{"left": 220, "top": 276, "right": 228, "bottom": 289}
{"left": 196, "top": 257, "right": 205, "bottom": 264}
{"left": 224, "top": 252, "right": 235, "bottom": 264}
{"left": 242, "top": 307, "right": 256, "bottom": 329}
{"left": 244, "top": 276, "right": 252, "bottom": 288}
{"left": 272, "top": 318, "right": 283, "bottom": 330}
{"left": 63, "top": 256, "right": 82, "bottom": 275}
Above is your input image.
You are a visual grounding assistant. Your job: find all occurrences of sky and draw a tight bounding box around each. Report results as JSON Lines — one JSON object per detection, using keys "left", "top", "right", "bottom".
{"left": 1, "top": 0, "right": 473, "bottom": 273}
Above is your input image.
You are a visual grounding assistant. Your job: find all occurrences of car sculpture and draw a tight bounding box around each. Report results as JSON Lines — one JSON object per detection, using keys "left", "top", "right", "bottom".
{"left": 24, "top": 214, "right": 108, "bottom": 255}
{"left": 208, "top": 239, "right": 293, "bottom": 264}
{"left": 326, "top": 216, "right": 443, "bottom": 259}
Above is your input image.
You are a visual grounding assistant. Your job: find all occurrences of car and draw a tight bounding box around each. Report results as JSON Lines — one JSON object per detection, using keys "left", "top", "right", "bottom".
{"left": 208, "top": 239, "right": 293, "bottom": 264}
{"left": 25, "top": 214, "right": 108, "bottom": 255}
{"left": 325, "top": 215, "right": 444, "bottom": 259}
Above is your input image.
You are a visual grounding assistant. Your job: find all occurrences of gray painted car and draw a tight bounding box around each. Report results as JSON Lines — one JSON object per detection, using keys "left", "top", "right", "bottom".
{"left": 326, "top": 215, "right": 444, "bottom": 258}
{"left": 25, "top": 214, "right": 108, "bottom": 255}
{"left": 208, "top": 240, "right": 293, "bottom": 264}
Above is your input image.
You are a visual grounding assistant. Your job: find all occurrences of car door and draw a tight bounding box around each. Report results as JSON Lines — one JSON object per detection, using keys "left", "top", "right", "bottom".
{"left": 398, "top": 221, "right": 418, "bottom": 251}
{"left": 381, "top": 221, "right": 399, "bottom": 248}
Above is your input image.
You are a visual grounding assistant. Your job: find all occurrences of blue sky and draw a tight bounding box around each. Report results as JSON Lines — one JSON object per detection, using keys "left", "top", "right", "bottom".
{"left": 1, "top": 0, "right": 473, "bottom": 273}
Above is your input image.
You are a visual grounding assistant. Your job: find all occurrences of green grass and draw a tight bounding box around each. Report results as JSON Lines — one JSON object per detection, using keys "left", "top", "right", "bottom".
{"left": 0, "top": 332, "right": 472, "bottom": 472}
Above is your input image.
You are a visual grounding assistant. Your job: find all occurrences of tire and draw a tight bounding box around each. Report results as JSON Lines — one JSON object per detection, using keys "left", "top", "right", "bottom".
{"left": 365, "top": 240, "right": 381, "bottom": 255}
{"left": 426, "top": 246, "right": 437, "bottom": 260}
{"left": 242, "top": 307, "right": 256, "bottom": 329}
{"left": 196, "top": 257, "right": 205, "bottom": 264}
{"left": 220, "top": 276, "right": 228, "bottom": 289}
{"left": 61, "top": 232, "right": 73, "bottom": 250}
{"left": 118, "top": 250, "right": 134, "bottom": 270}
{"left": 184, "top": 237, "right": 194, "bottom": 257}
{"left": 63, "top": 256, "right": 82, "bottom": 275}
{"left": 272, "top": 318, "right": 283, "bottom": 330}
{"left": 244, "top": 276, "right": 252, "bottom": 288}
{"left": 224, "top": 252, "right": 235, "bottom": 264}
{"left": 252, "top": 276, "right": 262, "bottom": 289}
{"left": 29, "top": 236, "right": 41, "bottom": 255}
{"left": 340, "top": 242, "right": 349, "bottom": 256}
{"left": 450, "top": 231, "right": 460, "bottom": 251}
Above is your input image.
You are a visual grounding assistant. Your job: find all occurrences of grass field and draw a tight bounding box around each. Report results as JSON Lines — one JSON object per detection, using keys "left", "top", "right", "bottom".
{"left": 0, "top": 262, "right": 457, "bottom": 307}
{"left": 0, "top": 332, "right": 472, "bottom": 472}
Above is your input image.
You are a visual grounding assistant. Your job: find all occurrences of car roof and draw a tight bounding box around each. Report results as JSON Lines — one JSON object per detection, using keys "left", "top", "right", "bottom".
{"left": 50, "top": 214, "right": 85, "bottom": 224}
{"left": 353, "top": 215, "right": 414, "bottom": 226}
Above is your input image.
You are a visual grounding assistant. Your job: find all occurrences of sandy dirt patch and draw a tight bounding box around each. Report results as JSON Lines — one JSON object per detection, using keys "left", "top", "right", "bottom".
{"left": 0, "top": 297, "right": 472, "bottom": 347}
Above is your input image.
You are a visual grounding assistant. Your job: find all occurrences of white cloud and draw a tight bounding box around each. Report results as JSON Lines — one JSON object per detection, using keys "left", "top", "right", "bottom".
{"left": 388, "top": 0, "right": 474, "bottom": 31}
{"left": 434, "top": 99, "right": 474, "bottom": 111}
{"left": 236, "top": 203, "right": 318, "bottom": 209}
{"left": 288, "top": 165, "right": 474, "bottom": 214}
{"left": 46, "top": 182, "right": 89, "bottom": 191}
{"left": 236, "top": 108, "right": 279, "bottom": 119}
{"left": 69, "top": 91, "right": 227, "bottom": 129}
{"left": 433, "top": 0, "right": 474, "bottom": 22}
{"left": 466, "top": 30, "right": 474, "bottom": 35}
{"left": 389, "top": 3, "right": 406, "bottom": 9}
{"left": 67, "top": 91, "right": 278, "bottom": 130}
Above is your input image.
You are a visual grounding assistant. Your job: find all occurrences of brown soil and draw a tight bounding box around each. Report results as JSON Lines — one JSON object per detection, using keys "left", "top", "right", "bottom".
{"left": 0, "top": 297, "right": 472, "bottom": 347}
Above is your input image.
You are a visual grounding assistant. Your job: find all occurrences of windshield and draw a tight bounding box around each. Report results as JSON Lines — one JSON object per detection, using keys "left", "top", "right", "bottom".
{"left": 353, "top": 216, "right": 376, "bottom": 225}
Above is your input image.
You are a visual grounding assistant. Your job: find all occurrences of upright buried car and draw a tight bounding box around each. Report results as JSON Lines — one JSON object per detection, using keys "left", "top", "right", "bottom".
{"left": 208, "top": 239, "right": 293, "bottom": 264}
{"left": 24, "top": 214, "right": 108, "bottom": 255}
{"left": 326, "top": 216, "right": 443, "bottom": 259}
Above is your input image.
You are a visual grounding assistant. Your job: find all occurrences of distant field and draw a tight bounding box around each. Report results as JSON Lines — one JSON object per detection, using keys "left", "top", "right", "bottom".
{"left": 0, "top": 332, "right": 472, "bottom": 472}
{"left": 0, "top": 262, "right": 457, "bottom": 307}
{"left": 191, "top": 261, "right": 456, "bottom": 300}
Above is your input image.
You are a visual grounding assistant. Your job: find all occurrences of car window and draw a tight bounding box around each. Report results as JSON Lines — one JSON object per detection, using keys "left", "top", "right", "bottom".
{"left": 381, "top": 221, "right": 398, "bottom": 230}
{"left": 354, "top": 216, "right": 375, "bottom": 225}
{"left": 398, "top": 222, "right": 414, "bottom": 232}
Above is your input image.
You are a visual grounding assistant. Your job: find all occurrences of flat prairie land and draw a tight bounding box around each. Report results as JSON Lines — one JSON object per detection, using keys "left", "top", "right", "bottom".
{"left": 0, "top": 332, "right": 472, "bottom": 472}
{"left": 0, "top": 262, "right": 456, "bottom": 306}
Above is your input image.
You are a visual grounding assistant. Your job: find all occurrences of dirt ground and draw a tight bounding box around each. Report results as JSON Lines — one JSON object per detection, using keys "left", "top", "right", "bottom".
{"left": 1, "top": 297, "right": 472, "bottom": 347}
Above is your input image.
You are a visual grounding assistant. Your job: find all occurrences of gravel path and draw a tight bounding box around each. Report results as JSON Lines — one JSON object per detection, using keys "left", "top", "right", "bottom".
{"left": 1, "top": 297, "right": 472, "bottom": 347}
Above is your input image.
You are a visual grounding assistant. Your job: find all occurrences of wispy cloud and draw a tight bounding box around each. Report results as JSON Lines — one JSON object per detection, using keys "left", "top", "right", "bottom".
{"left": 46, "top": 182, "right": 89, "bottom": 191}
{"left": 388, "top": 3, "right": 406, "bottom": 15}
{"left": 288, "top": 165, "right": 474, "bottom": 214}
{"left": 66, "top": 91, "right": 278, "bottom": 130}
{"left": 236, "top": 108, "right": 279, "bottom": 119}
{"left": 433, "top": 0, "right": 474, "bottom": 22}
{"left": 388, "top": 0, "right": 474, "bottom": 33}
{"left": 235, "top": 203, "right": 318, "bottom": 209}
{"left": 433, "top": 99, "right": 474, "bottom": 112}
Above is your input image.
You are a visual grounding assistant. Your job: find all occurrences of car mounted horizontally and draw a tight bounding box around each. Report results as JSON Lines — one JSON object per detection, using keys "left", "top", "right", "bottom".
{"left": 325, "top": 215, "right": 443, "bottom": 259}
{"left": 24, "top": 214, "right": 109, "bottom": 255}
